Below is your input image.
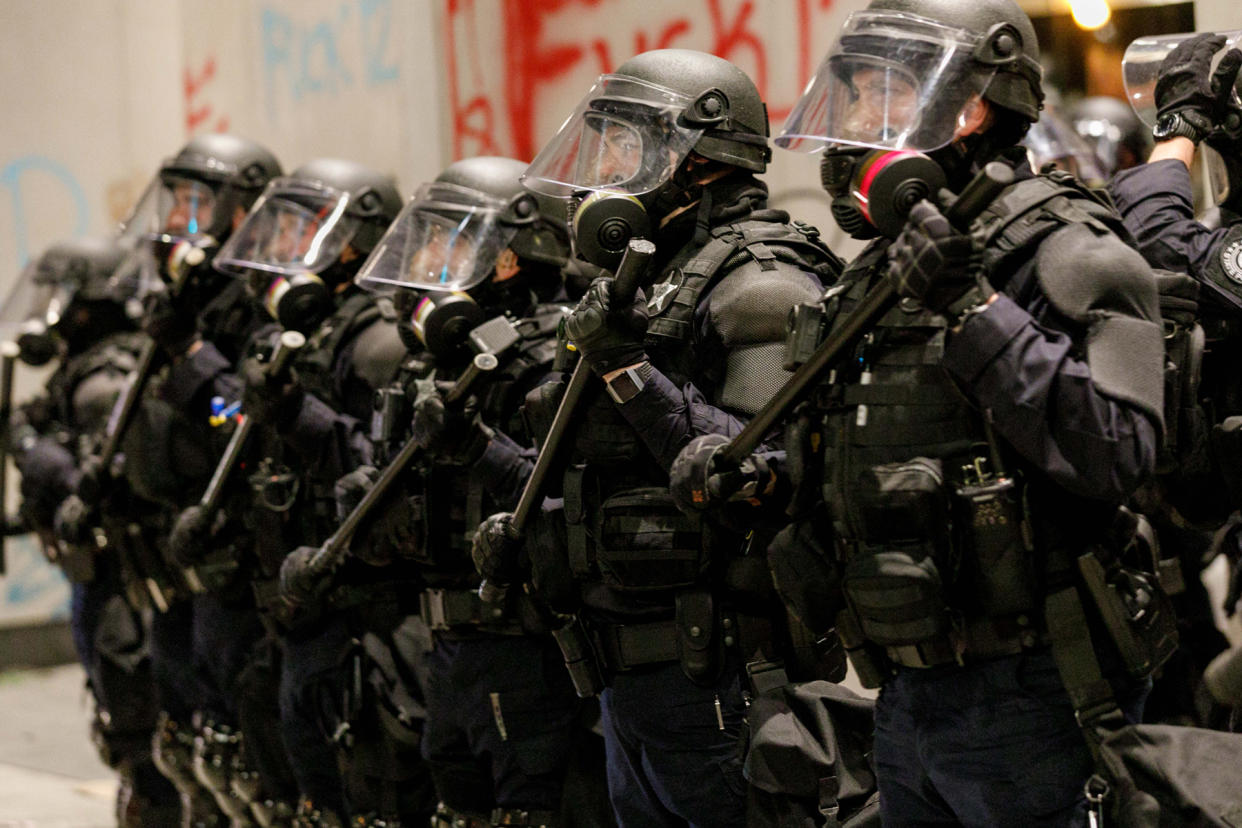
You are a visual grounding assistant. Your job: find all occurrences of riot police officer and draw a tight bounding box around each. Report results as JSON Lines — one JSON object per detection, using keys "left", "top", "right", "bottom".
{"left": 209, "top": 158, "right": 409, "bottom": 826}
{"left": 675, "top": 1, "right": 1167, "bottom": 823}
{"left": 112, "top": 133, "right": 284, "bottom": 827}
{"left": 306, "top": 155, "right": 593, "bottom": 827}
{"left": 4, "top": 237, "right": 182, "bottom": 826}
{"left": 1109, "top": 32, "right": 1242, "bottom": 727}
{"left": 473, "top": 50, "right": 839, "bottom": 827}
{"left": 1069, "top": 96, "right": 1152, "bottom": 178}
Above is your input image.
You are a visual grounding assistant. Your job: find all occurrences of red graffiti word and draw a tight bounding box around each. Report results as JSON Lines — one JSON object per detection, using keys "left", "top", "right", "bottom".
{"left": 445, "top": 0, "right": 840, "bottom": 161}
{"left": 185, "top": 56, "right": 230, "bottom": 134}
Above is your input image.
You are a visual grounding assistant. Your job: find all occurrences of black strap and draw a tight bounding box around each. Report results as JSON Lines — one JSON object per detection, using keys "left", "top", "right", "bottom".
{"left": 1044, "top": 581, "right": 1124, "bottom": 746}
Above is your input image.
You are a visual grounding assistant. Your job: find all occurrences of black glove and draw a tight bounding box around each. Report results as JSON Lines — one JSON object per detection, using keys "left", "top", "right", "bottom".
{"left": 670, "top": 434, "right": 772, "bottom": 514}
{"left": 471, "top": 512, "right": 529, "bottom": 591}
{"left": 241, "top": 355, "right": 304, "bottom": 427}
{"left": 142, "top": 290, "right": 200, "bottom": 358}
{"left": 410, "top": 377, "right": 487, "bottom": 462}
{"left": 169, "top": 505, "right": 217, "bottom": 568}
{"left": 53, "top": 495, "right": 94, "bottom": 547}
{"left": 278, "top": 546, "right": 331, "bottom": 609}
{"left": 74, "top": 453, "right": 108, "bottom": 508}
{"left": 333, "top": 465, "right": 379, "bottom": 523}
{"left": 886, "top": 199, "right": 990, "bottom": 321}
{"left": 1155, "top": 33, "right": 1242, "bottom": 142}
{"left": 564, "top": 277, "right": 649, "bottom": 376}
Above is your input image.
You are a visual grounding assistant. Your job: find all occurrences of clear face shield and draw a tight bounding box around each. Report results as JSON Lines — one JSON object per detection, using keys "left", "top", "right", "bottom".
{"left": 1022, "top": 110, "right": 1107, "bottom": 185}
{"left": 355, "top": 182, "right": 518, "bottom": 295}
{"left": 522, "top": 74, "right": 705, "bottom": 198}
{"left": 777, "top": 11, "right": 997, "bottom": 153}
{"left": 119, "top": 174, "right": 220, "bottom": 245}
{"left": 214, "top": 179, "right": 360, "bottom": 282}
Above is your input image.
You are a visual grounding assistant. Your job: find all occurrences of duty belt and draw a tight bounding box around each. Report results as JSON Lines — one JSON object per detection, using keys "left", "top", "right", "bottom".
{"left": 419, "top": 587, "right": 524, "bottom": 635}
{"left": 887, "top": 614, "right": 1049, "bottom": 669}
{"left": 594, "top": 618, "right": 680, "bottom": 671}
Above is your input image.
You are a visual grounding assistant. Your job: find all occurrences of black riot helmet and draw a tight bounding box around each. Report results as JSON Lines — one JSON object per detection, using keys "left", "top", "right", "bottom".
{"left": 1068, "top": 96, "right": 1151, "bottom": 176}
{"left": 213, "top": 158, "right": 402, "bottom": 332}
{"left": 525, "top": 49, "right": 770, "bottom": 199}
{"left": 779, "top": 0, "right": 1042, "bottom": 237}
{"left": 356, "top": 156, "right": 571, "bottom": 357}
{"left": 121, "top": 134, "right": 282, "bottom": 246}
{"left": 1, "top": 237, "right": 136, "bottom": 363}
{"left": 523, "top": 49, "right": 770, "bottom": 265}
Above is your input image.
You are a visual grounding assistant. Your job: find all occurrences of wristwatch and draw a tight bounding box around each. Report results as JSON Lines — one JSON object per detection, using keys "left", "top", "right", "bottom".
{"left": 1153, "top": 111, "right": 1206, "bottom": 144}
{"left": 605, "top": 361, "right": 654, "bottom": 404}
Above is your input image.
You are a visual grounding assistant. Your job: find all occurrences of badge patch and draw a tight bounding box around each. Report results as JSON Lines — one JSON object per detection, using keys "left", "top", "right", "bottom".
{"left": 648, "top": 271, "right": 684, "bottom": 315}
{"left": 1223, "top": 239, "right": 1242, "bottom": 284}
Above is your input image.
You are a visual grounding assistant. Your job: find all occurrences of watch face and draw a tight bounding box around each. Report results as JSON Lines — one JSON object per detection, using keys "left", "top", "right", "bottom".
{"left": 1153, "top": 114, "right": 1178, "bottom": 139}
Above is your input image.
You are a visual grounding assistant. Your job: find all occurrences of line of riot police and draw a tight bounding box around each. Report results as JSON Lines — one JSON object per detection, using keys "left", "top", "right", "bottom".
{"left": 10, "top": 1, "right": 1242, "bottom": 825}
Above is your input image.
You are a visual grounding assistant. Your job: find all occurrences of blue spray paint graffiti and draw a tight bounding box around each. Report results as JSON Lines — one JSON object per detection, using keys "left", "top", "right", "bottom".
{"left": 1, "top": 155, "right": 90, "bottom": 269}
{"left": 1, "top": 534, "right": 71, "bottom": 624}
{"left": 261, "top": 0, "right": 399, "bottom": 110}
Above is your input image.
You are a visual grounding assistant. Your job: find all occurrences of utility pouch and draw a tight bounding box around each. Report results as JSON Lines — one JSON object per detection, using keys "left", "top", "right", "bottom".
{"left": 1077, "top": 552, "right": 1179, "bottom": 681}
{"left": 842, "top": 458, "right": 955, "bottom": 648}
{"left": 676, "top": 588, "right": 722, "bottom": 685}
{"left": 551, "top": 615, "right": 606, "bottom": 698}
{"left": 953, "top": 468, "right": 1036, "bottom": 616}
{"left": 595, "top": 487, "right": 705, "bottom": 592}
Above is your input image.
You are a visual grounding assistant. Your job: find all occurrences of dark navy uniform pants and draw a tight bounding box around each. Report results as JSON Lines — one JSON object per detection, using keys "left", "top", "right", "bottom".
{"left": 422, "top": 633, "right": 578, "bottom": 814}
{"left": 874, "top": 649, "right": 1145, "bottom": 827}
{"left": 599, "top": 661, "right": 747, "bottom": 828}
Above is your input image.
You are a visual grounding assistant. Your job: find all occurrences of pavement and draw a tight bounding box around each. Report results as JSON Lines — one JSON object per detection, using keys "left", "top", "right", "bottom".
{"left": 0, "top": 663, "right": 116, "bottom": 828}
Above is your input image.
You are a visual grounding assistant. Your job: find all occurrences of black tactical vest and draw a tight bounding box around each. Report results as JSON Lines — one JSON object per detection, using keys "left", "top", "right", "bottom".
{"left": 810, "top": 173, "right": 1138, "bottom": 655}
{"left": 561, "top": 216, "right": 841, "bottom": 603}
{"left": 363, "top": 304, "right": 564, "bottom": 582}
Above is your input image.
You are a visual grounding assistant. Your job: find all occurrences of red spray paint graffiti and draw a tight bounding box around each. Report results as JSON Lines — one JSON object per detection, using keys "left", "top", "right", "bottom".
{"left": 184, "top": 56, "right": 230, "bottom": 135}
{"left": 444, "top": 0, "right": 845, "bottom": 161}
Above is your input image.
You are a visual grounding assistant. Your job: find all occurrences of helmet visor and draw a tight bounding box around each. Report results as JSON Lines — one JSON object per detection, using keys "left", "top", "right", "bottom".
{"left": 1022, "top": 110, "right": 1106, "bottom": 185}
{"left": 523, "top": 74, "right": 705, "bottom": 197}
{"left": 119, "top": 175, "right": 219, "bottom": 244}
{"left": 777, "top": 11, "right": 996, "bottom": 152}
{"left": 213, "top": 178, "right": 361, "bottom": 278}
{"left": 356, "top": 182, "right": 517, "bottom": 294}
{"left": 1123, "top": 31, "right": 1242, "bottom": 127}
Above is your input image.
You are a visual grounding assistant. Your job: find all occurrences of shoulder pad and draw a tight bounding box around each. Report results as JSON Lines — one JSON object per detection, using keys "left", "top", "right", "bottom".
{"left": 350, "top": 319, "right": 407, "bottom": 391}
{"left": 1037, "top": 222, "right": 1165, "bottom": 426}
{"left": 1036, "top": 223, "right": 1160, "bottom": 325}
{"left": 708, "top": 258, "right": 824, "bottom": 348}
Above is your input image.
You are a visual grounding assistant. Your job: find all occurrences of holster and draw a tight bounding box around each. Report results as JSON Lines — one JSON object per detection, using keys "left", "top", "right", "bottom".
{"left": 551, "top": 615, "right": 605, "bottom": 699}
{"left": 676, "top": 588, "right": 723, "bottom": 686}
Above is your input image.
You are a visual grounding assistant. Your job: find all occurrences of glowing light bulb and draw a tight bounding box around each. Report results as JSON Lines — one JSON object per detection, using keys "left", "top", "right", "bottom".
{"left": 1070, "top": 0, "right": 1111, "bottom": 30}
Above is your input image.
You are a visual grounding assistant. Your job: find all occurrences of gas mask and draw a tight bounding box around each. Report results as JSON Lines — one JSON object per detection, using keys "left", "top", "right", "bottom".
{"left": 569, "top": 190, "right": 653, "bottom": 271}
{"left": 820, "top": 147, "right": 947, "bottom": 239}
{"left": 15, "top": 320, "right": 59, "bottom": 367}
{"left": 393, "top": 290, "right": 485, "bottom": 359}
{"left": 149, "top": 236, "right": 219, "bottom": 294}
{"left": 250, "top": 271, "right": 331, "bottom": 334}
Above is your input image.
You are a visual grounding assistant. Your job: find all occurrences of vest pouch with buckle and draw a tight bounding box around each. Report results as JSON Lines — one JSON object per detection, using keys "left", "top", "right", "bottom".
{"left": 842, "top": 457, "right": 955, "bottom": 648}
{"left": 595, "top": 486, "right": 706, "bottom": 592}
